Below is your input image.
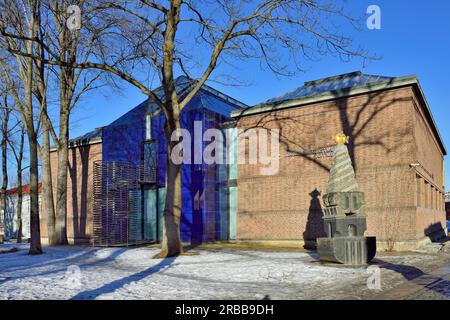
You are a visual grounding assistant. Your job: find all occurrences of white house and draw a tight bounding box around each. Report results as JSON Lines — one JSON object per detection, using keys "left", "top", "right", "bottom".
{"left": 3, "top": 184, "right": 41, "bottom": 241}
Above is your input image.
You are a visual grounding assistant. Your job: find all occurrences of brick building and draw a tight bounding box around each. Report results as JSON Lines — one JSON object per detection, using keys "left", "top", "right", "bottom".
{"left": 46, "top": 133, "right": 102, "bottom": 244}
{"left": 38, "top": 72, "right": 446, "bottom": 251}
{"left": 3, "top": 184, "right": 42, "bottom": 241}
{"left": 232, "top": 72, "right": 446, "bottom": 250}
{"left": 42, "top": 76, "right": 245, "bottom": 245}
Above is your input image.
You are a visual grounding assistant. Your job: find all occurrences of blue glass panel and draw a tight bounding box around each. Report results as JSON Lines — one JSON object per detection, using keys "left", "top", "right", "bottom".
{"left": 98, "top": 77, "right": 245, "bottom": 244}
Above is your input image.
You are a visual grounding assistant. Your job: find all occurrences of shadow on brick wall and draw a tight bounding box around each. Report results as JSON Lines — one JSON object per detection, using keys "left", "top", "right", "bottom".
{"left": 303, "top": 188, "right": 326, "bottom": 249}
{"left": 424, "top": 222, "right": 447, "bottom": 243}
{"left": 69, "top": 146, "right": 91, "bottom": 244}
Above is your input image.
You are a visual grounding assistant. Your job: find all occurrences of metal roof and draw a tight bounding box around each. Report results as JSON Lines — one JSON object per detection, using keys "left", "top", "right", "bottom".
{"left": 231, "top": 71, "right": 446, "bottom": 155}
{"left": 68, "top": 127, "right": 103, "bottom": 147}
{"left": 265, "top": 71, "right": 394, "bottom": 104}
{"left": 67, "top": 76, "right": 247, "bottom": 148}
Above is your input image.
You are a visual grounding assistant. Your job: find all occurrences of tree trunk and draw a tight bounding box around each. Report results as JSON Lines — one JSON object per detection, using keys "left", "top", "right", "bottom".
{"left": 55, "top": 131, "right": 69, "bottom": 245}
{"left": 16, "top": 164, "right": 23, "bottom": 243}
{"left": 154, "top": 115, "right": 183, "bottom": 258}
{"left": 15, "top": 127, "right": 25, "bottom": 243}
{"left": 54, "top": 57, "right": 70, "bottom": 245}
{"left": 28, "top": 130, "right": 42, "bottom": 254}
{"left": 41, "top": 121, "right": 57, "bottom": 245}
{"left": 0, "top": 109, "right": 9, "bottom": 243}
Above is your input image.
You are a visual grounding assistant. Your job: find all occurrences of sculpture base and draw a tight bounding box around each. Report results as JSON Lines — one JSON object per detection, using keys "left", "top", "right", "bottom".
{"left": 317, "top": 236, "right": 376, "bottom": 265}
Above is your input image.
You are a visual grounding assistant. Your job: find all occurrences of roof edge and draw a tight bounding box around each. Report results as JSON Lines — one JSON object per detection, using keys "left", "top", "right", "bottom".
{"left": 304, "top": 71, "right": 363, "bottom": 86}
{"left": 191, "top": 81, "right": 249, "bottom": 109}
{"left": 231, "top": 74, "right": 446, "bottom": 156}
{"left": 412, "top": 79, "right": 447, "bottom": 155}
{"left": 232, "top": 75, "right": 418, "bottom": 117}
{"left": 50, "top": 136, "right": 103, "bottom": 152}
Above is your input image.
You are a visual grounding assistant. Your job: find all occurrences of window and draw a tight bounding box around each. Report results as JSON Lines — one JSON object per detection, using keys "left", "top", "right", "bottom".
{"left": 416, "top": 175, "right": 421, "bottom": 206}
{"left": 424, "top": 181, "right": 429, "bottom": 208}
{"left": 437, "top": 189, "right": 440, "bottom": 210}
{"left": 146, "top": 113, "right": 152, "bottom": 140}
{"left": 431, "top": 187, "right": 435, "bottom": 209}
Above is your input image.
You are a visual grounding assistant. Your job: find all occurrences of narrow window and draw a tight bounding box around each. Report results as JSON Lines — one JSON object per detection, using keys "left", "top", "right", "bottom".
{"left": 436, "top": 189, "right": 439, "bottom": 210}
{"left": 146, "top": 114, "right": 152, "bottom": 140}
{"left": 431, "top": 187, "right": 434, "bottom": 210}
{"left": 416, "top": 175, "right": 421, "bottom": 207}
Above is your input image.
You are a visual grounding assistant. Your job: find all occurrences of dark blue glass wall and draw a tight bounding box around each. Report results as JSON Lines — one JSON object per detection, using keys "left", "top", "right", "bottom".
{"left": 101, "top": 87, "right": 243, "bottom": 243}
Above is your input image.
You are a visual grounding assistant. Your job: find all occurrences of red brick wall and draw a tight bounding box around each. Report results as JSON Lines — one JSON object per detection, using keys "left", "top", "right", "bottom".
{"left": 41, "top": 142, "right": 102, "bottom": 244}
{"left": 235, "top": 86, "right": 445, "bottom": 243}
{"left": 411, "top": 93, "right": 446, "bottom": 239}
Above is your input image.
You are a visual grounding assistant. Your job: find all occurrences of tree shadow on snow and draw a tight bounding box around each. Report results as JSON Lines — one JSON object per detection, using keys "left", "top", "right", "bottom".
{"left": 375, "top": 259, "right": 450, "bottom": 298}
{"left": 70, "top": 257, "right": 175, "bottom": 300}
{"left": 0, "top": 247, "right": 99, "bottom": 273}
{"left": 0, "top": 248, "right": 128, "bottom": 286}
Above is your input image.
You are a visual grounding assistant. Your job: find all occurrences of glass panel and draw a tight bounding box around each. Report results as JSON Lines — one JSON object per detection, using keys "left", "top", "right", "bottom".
{"left": 144, "top": 188, "right": 158, "bottom": 241}
{"left": 146, "top": 114, "right": 151, "bottom": 140}
{"left": 157, "top": 187, "right": 166, "bottom": 241}
{"left": 143, "top": 141, "right": 158, "bottom": 182}
{"left": 229, "top": 186, "right": 238, "bottom": 240}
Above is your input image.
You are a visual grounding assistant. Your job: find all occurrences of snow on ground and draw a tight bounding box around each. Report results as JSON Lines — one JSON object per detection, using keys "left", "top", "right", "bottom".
{"left": 0, "top": 243, "right": 449, "bottom": 300}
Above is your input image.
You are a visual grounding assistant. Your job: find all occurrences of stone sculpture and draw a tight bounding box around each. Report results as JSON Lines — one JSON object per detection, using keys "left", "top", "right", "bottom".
{"left": 317, "top": 133, "right": 376, "bottom": 265}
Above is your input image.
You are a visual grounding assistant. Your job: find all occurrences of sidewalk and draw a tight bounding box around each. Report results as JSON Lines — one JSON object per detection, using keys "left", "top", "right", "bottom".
{"left": 377, "top": 263, "right": 450, "bottom": 300}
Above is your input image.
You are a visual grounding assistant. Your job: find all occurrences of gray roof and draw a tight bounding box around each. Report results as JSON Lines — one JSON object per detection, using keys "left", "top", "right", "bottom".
{"left": 68, "top": 127, "right": 102, "bottom": 148}
{"left": 231, "top": 71, "right": 446, "bottom": 155}
{"left": 67, "top": 76, "right": 248, "bottom": 148}
{"left": 265, "top": 71, "right": 394, "bottom": 104}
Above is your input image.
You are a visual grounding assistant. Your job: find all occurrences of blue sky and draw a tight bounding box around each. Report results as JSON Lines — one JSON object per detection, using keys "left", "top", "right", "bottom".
{"left": 67, "top": 0, "right": 450, "bottom": 190}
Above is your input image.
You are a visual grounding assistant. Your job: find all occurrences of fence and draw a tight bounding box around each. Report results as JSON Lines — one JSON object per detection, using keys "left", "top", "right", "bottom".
{"left": 92, "top": 160, "right": 156, "bottom": 246}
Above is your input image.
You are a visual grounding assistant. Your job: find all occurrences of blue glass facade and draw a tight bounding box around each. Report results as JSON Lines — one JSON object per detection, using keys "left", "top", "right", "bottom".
{"left": 100, "top": 78, "right": 245, "bottom": 243}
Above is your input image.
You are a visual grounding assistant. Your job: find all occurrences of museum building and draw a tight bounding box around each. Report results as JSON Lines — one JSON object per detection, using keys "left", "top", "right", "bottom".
{"left": 233, "top": 71, "right": 447, "bottom": 250}
{"left": 33, "top": 72, "right": 447, "bottom": 250}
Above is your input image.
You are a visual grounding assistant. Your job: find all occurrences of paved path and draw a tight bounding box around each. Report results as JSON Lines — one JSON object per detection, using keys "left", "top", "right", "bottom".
{"left": 377, "top": 264, "right": 450, "bottom": 300}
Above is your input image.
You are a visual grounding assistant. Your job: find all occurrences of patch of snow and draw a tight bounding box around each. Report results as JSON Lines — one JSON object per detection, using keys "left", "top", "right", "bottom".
{"left": 0, "top": 243, "right": 448, "bottom": 300}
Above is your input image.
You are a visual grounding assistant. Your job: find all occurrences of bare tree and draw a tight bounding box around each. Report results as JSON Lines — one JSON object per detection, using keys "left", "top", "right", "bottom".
{"left": 0, "top": 97, "right": 11, "bottom": 243}
{"left": 44, "top": 0, "right": 103, "bottom": 245}
{"left": 3, "top": 0, "right": 369, "bottom": 257}
{"left": 7, "top": 122, "right": 26, "bottom": 243}
{"left": 0, "top": 0, "right": 42, "bottom": 254}
{"left": 1, "top": 0, "right": 104, "bottom": 246}
{"left": 90, "top": 0, "right": 368, "bottom": 258}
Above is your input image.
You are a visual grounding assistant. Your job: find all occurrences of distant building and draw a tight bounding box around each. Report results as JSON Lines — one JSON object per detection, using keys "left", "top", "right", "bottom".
{"left": 4, "top": 184, "right": 42, "bottom": 241}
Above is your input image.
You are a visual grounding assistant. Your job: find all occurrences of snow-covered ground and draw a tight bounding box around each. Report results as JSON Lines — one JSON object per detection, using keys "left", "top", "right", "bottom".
{"left": 0, "top": 243, "right": 449, "bottom": 300}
